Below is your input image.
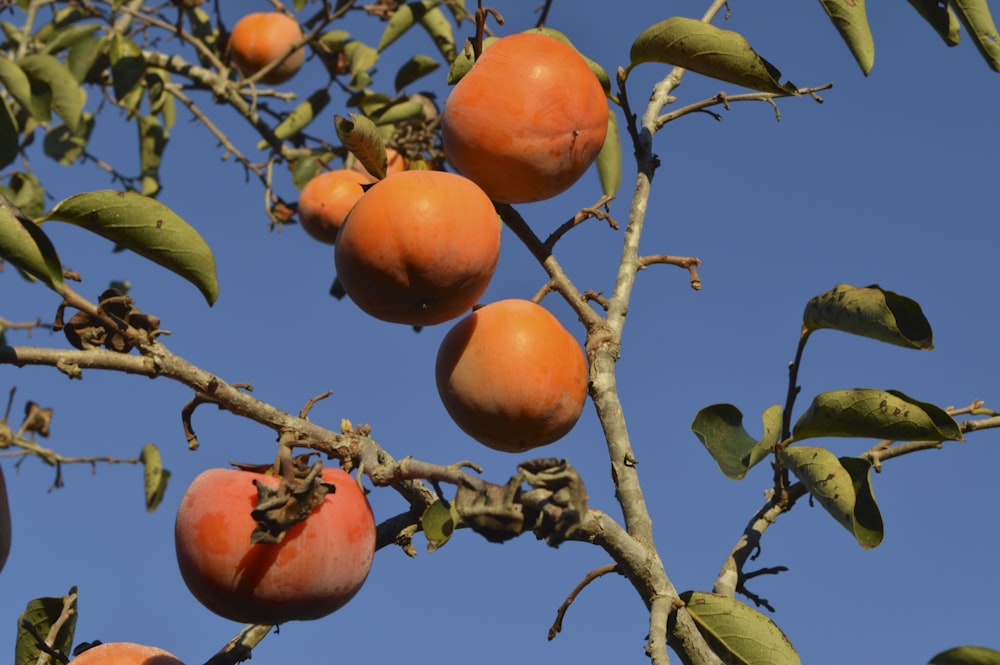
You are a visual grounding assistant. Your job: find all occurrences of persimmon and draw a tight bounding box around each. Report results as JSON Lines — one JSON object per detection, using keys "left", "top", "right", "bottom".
{"left": 435, "top": 299, "right": 589, "bottom": 452}
{"left": 442, "top": 32, "right": 608, "bottom": 204}
{"left": 349, "top": 147, "right": 408, "bottom": 180}
{"left": 229, "top": 12, "right": 304, "bottom": 85}
{"left": 174, "top": 466, "right": 375, "bottom": 625}
{"left": 70, "top": 642, "right": 184, "bottom": 665}
{"left": 297, "top": 169, "right": 373, "bottom": 244}
{"left": 334, "top": 170, "right": 501, "bottom": 326}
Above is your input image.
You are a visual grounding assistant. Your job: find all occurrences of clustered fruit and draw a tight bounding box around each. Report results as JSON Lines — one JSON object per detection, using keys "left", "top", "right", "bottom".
{"left": 162, "top": 19, "right": 608, "bottom": 651}
{"left": 296, "top": 28, "right": 606, "bottom": 452}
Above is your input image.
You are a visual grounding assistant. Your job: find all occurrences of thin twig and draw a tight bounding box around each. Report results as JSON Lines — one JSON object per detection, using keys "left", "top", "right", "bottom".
{"left": 549, "top": 563, "right": 620, "bottom": 640}
{"left": 655, "top": 84, "right": 834, "bottom": 129}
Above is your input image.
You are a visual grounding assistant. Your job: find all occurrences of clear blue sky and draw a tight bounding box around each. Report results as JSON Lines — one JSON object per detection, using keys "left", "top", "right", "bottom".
{"left": 3, "top": 2, "right": 999, "bottom": 663}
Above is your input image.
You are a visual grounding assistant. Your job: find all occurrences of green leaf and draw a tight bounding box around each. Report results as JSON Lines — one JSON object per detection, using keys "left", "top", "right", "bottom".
{"left": 290, "top": 150, "right": 337, "bottom": 190}
{"left": 6, "top": 171, "right": 46, "bottom": 219}
{"left": 317, "top": 29, "right": 352, "bottom": 51}
{"left": 257, "top": 88, "right": 331, "bottom": 150}
{"left": 0, "top": 57, "right": 37, "bottom": 118}
{"left": 692, "top": 404, "right": 782, "bottom": 480}
{"left": 343, "top": 40, "right": 379, "bottom": 90}
{"left": 951, "top": 0, "right": 1000, "bottom": 72}
{"left": 140, "top": 443, "right": 170, "bottom": 512}
{"left": 778, "top": 447, "right": 883, "bottom": 548}
{"left": 394, "top": 54, "right": 441, "bottom": 91}
{"left": 66, "top": 33, "right": 106, "bottom": 83}
{"left": 42, "top": 112, "right": 94, "bottom": 165}
{"left": 417, "top": 5, "right": 456, "bottom": 63}
{"left": 792, "top": 389, "right": 963, "bottom": 443}
{"left": 629, "top": 17, "right": 799, "bottom": 95}
{"left": 138, "top": 114, "right": 168, "bottom": 197}
{"left": 930, "top": 645, "right": 1000, "bottom": 665}
{"left": 42, "top": 190, "right": 218, "bottom": 305}
{"left": 17, "top": 54, "right": 84, "bottom": 133}
{"left": 802, "top": 283, "right": 933, "bottom": 350}
{"left": 40, "top": 22, "right": 100, "bottom": 55}
{"left": 421, "top": 498, "right": 459, "bottom": 552}
{"left": 336, "top": 113, "right": 387, "bottom": 180}
{"left": 0, "top": 194, "right": 64, "bottom": 293}
{"left": 679, "top": 591, "right": 801, "bottom": 665}
{"left": 15, "top": 587, "right": 78, "bottom": 665}
{"left": 0, "top": 94, "right": 18, "bottom": 169}
{"left": 378, "top": 1, "right": 437, "bottom": 52}
{"left": 109, "top": 33, "right": 146, "bottom": 101}
{"left": 908, "top": 0, "right": 963, "bottom": 46}
{"left": 596, "top": 112, "right": 622, "bottom": 197}
{"left": 369, "top": 98, "right": 425, "bottom": 126}
{"left": 447, "top": 36, "right": 497, "bottom": 84}
{"left": 819, "top": 0, "right": 876, "bottom": 75}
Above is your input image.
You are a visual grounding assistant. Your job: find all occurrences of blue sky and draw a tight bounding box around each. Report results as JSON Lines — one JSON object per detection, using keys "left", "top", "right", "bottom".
{"left": 3, "top": 1, "right": 999, "bottom": 663}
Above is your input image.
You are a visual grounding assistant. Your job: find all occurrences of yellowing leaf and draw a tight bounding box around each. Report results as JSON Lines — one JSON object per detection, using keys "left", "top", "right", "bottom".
{"left": 629, "top": 17, "right": 798, "bottom": 95}
{"left": 140, "top": 443, "right": 170, "bottom": 512}
{"left": 778, "top": 447, "right": 883, "bottom": 548}
{"left": 952, "top": 0, "right": 1000, "bottom": 72}
{"left": 819, "top": 0, "right": 876, "bottom": 75}
{"left": 792, "top": 389, "right": 962, "bottom": 443}
{"left": 803, "top": 284, "right": 933, "bottom": 350}
{"left": 680, "top": 591, "right": 801, "bottom": 665}
{"left": 596, "top": 112, "right": 622, "bottom": 197}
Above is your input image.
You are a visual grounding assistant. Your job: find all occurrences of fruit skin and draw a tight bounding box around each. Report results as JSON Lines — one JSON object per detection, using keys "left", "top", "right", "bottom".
{"left": 174, "top": 467, "right": 375, "bottom": 625}
{"left": 436, "top": 299, "right": 589, "bottom": 452}
{"left": 70, "top": 642, "right": 185, "bottom": 665}
{"left": 229, "top": 13, "right": 304, "bottom": 85}
{"left": 298, "top": 169, "right": 373, "bottom": 244}
{"left": 442, "top": 32, "right": 609, "bottom": 204}
{"left": 334, "top": 170, "right": 501, "bottom": 326}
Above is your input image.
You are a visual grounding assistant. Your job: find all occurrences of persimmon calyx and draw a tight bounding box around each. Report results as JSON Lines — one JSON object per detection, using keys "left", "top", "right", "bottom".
{"left": 249, "top": 460, "right": 335, "bottom": 544}
{"left": 453, "top": 458, "right": 588, "bottom": 547}
{"left": 53, "top": 288, "right": 163, "bottom": 353}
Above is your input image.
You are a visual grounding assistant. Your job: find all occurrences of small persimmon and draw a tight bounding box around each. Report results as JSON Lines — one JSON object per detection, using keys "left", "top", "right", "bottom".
{"left": 297, "top": 169, "right": 373, "bottom": 244}
{"left": 174, "top": 466, "right": 375, "bottom": 625}
{"left": 229, "top": 12, "right": 304, "bottom": 85}
{"left": 442, "top": 32, "right": 608, "bottom": 204}
{"left": 334, "top": 170, "right": 501, "bottom": 326}
{"left": 435, "top": 299, "right": 589, "bottom": 452}
{"left": 70, "top": 643, "right": 185, "bottom": 665}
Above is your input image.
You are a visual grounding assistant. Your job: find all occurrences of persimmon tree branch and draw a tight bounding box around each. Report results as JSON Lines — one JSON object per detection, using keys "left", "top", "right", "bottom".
{"left": 655, "top": 84, "right": 834, "bottom": 128}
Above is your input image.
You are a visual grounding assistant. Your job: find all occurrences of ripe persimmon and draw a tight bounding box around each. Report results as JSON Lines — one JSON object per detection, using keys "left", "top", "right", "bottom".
{"left": 435, "top": 299, "right": 589, "bottom": 452}
{"left": 334, "top": 170, "right": 501, "bottom": 326}
{"left": 349, "top": 147, "right": 408, "bottom": 180}
{"left": 174, "top": 466, "right": 375, "bottom": 625}
{"left": 71, "top": 643, "right": 185, "bottom": 664}
{"left": 297, "top": 169, "right": 373, "bottom": 244}
{"left": 442, "top": 32, "right": 608, "bottom": 204}
{"left": 229, "top": 13, "right": 304, "bottom": 85}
